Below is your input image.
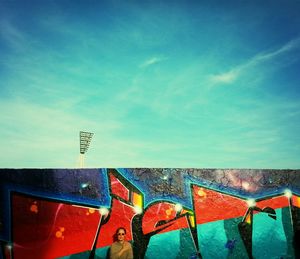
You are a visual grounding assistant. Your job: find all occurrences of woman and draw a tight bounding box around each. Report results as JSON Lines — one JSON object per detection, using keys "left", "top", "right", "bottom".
{"left": 110, "top": 227, "right": 133, "bottom": 259}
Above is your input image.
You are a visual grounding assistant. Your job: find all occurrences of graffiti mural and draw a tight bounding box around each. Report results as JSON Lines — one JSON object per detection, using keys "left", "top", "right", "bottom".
{"left": 0, "top": 168, "right": 300, "bottom": 258}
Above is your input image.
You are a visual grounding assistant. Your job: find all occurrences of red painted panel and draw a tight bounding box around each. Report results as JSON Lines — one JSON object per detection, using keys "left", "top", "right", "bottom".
{"left": 12, "top": 194, "right": 101, "bottom": 259}
{"left": 97, "top": 198, "right": 136, "bottom": 248}
{"left": 110, "top": 174, "right": 130, "bottom": 201}
{"left": 292, "top": 195, "right": 300, "bottom": 208}
{"left": 142, "top": 202, "right": 190, "bottom": 235}
{"left": 256, "top": 195, "right": 289, "bottom": 210}
{"left": 192, "top": 186, "right": 249, "bottom": 224}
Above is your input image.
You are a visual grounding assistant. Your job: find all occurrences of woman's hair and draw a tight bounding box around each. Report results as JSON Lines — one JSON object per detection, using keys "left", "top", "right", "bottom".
{"left": 116, "top": 227, "right": 126, "bottom": 234}
{"left": 113, "top": 227, "right": 127, "bottom": 242}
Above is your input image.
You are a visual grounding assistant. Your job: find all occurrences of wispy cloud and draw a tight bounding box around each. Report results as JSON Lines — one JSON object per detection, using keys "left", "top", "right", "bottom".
{"left": 253, "top": 37, "right": 300, "bottom": 62}
{"left": 0, "top": 19, "right": 27, "bottom": 51}
{"left": 209, "top": 36, "right": 300, "bottom": 85}
{"left": 140, "top": 56, "right": 166, "bottom": 68}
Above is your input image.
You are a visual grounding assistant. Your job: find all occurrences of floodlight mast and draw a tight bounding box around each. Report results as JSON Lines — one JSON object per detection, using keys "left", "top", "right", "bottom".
{"left": 79, "top": 131, "right": 94, "bottom": 168}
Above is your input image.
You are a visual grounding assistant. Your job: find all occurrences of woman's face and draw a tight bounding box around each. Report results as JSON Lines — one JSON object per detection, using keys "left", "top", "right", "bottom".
{"left": 117, "top": 229, "right": 126, "bottom": 242}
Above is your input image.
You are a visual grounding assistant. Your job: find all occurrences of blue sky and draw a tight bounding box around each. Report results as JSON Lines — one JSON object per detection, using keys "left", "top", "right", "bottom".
{"left": 0, "top": 0, "right": 299, "bottom": 168}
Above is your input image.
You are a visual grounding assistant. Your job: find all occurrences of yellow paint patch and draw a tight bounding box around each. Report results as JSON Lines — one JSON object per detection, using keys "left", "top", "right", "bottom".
{"left": 56, "top": 227, "right": 65, "bottom": 240}
{"left": 197, "top": 188, "right": 207, "bottom": 202}
{"left": 189, "top": 215, "right": 195, "bottom": 228}
{"left": 132, "top": 193, "right": 143, "bottom": 208}
{"left": 56, "top": 231, "right": 62, "bottom": 238}
{"left": 166, "top": 208, "right": 173, "bottom": 218}
{"left": 245, "top": 214, "right": 251, "bottom": 224}
{"left": 87, "top": 208, "right": 96, "bottom": 215}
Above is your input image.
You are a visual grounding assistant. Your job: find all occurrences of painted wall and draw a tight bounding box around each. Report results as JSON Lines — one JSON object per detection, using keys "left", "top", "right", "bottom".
{"left": 0, "top": 168, "right": 299, "bottom": 259}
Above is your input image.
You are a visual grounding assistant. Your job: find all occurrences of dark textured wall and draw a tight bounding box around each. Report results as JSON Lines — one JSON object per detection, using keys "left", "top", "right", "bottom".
{"left": 0, "top": 168, "right": 299, "bottom": 259}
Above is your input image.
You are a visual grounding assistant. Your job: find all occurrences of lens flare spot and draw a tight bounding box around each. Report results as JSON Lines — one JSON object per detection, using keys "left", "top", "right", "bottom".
{"left": 242, "top": 181, "right": 250, "bottom": 190}
{"left": 175, "top": 203, "right": 183, "bottom": 212}
{"left": 284, "top": 189, "right": 292, "bottom": 198}
{"left": 99, "top": 207, "right": 109, "bottom": 215}
{"left": 247, "top": 199, "right": 256, "bottom": 207}
{"left": 81, "top": 183, "right": 89, "bottom": 189}
{"left": 134, "top": 206, "right": 143, "bottom": 215}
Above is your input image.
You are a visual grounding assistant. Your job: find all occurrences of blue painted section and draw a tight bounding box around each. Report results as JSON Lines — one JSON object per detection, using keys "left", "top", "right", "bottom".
{"left": 1, "top": 168, "right": 300, "bottom": 218}
{"left": 118, "top": 168, "right": 300, "bottom": 209}
{"left": 253, "top": 208, "right": 288, "bottom": 259}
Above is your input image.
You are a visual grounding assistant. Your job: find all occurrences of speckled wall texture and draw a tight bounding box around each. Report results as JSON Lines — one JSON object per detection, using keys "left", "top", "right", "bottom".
{"left": 0, "top": 168, "right": 299, "bottom": 259}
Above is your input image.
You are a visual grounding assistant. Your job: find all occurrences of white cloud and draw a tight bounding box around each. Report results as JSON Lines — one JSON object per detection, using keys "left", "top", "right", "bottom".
{"left": 140, "top": 56, "right": 166, "bottom": 68}
{"left": 209, "top": 69, "right": 239, "bottom": 84}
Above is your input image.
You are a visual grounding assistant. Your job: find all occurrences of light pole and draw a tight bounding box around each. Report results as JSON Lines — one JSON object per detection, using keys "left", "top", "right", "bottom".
{"left": 79, "top": 131, "right": 94, "bottom": 168}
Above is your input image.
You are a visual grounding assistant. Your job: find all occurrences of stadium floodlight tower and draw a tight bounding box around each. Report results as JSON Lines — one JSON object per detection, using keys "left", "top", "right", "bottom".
{"left": 79, "top": 131, "right": 94, "bottom": 168}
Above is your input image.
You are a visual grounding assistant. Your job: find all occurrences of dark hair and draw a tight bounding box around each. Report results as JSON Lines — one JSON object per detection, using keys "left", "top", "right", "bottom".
{"left": 116, "top": 227, "right": 126, "bottom": 234}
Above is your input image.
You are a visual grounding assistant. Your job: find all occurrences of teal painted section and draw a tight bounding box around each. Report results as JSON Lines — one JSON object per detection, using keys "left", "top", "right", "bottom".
{"left": 253, "top": 208, "right": 288, "bottom": 259}
{"left": 58, "top": 246, "right": 110, "bottom": 259}
{"left": 281, "top": 207, "right": 295, "bottom": 258}
{"left": 198, "top": 220, "right": 228, "bottom": 259}
{"left": 224, "top": 217, "right": 248, "bottom": 259}
{"left": 144, "top": 230, "right": 180, "bottom": 259}
{"left": 95, "top": 246, "right": 110, "bottom": 259}
{"left": 59, "top": 250, "right": 90, "bottom": 258}
{"left": 176, "top": 228, "right": 198, "bottom": 258}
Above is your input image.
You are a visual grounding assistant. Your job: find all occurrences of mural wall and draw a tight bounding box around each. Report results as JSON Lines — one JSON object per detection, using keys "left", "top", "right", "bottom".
{"left": 0, "top": 168, "right": 300, "bottom": 259}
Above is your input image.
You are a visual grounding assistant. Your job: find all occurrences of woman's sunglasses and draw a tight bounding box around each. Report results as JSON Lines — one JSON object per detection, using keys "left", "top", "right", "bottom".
{"left": 118, "top": 233, "right": 125, "bottom": 236}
